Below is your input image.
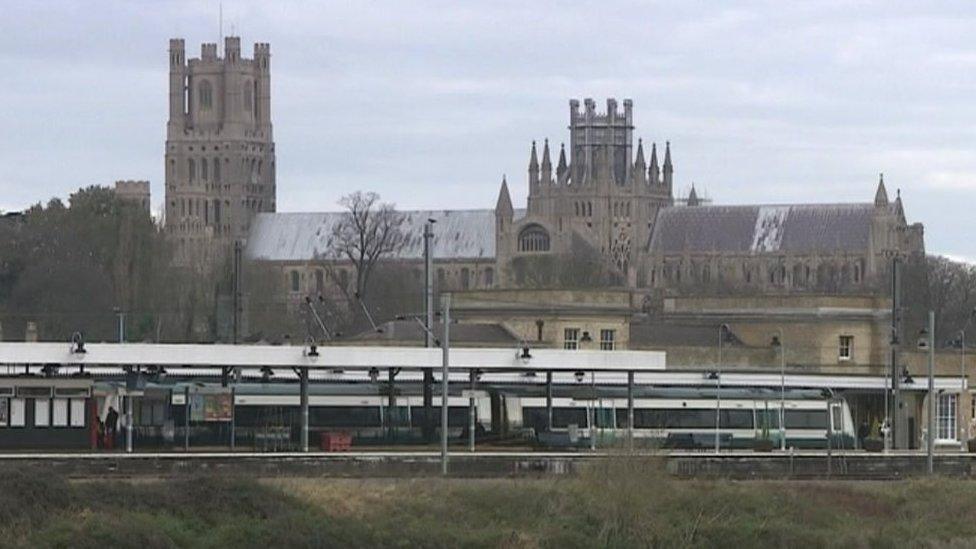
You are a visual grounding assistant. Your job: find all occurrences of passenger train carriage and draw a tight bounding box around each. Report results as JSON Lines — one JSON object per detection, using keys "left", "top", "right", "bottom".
{"left": 507, "top": 388, "right": 855, "bottom": 449}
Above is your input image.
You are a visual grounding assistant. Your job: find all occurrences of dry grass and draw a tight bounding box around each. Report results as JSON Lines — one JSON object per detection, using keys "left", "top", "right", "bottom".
{"left": 5, "top": 460, "right": 976, "bottom": 547}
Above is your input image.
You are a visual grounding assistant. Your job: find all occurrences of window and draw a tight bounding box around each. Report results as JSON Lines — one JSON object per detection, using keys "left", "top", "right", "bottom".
{"left": 315, "top": 270, "right": 324, "bottom": 293}
{"left": 188, "top": 158, "right": 195, "bottom": 182}
{"left": 10, "top": 399, "right": 24, "bottom": 427}
{"left": 937, "top": 393, "right": 958, "bottom": 441}
{"left": 0, "top": 397, "right": 6, "bottom": 426}
{"left": 839, "top": 336, "right": 853, "bottom": 361}
{"left": 461, "top": 268, "right": 470, "bottom": 290}
{"left": 290, "top": 271, "right": 300, "bottom": 293}
{"left": 201, "top": 157, "right": 208, "bottom": 180}
{"left": 198, "top": 80, "right": 213, "bottom": 110}
{"left": 213, "top": 158, "right": 221, "bottom": 182}
{"left": 518, "top": 224, "right": 551, "bottom": 252}
{"left": 34, "top": 399, "right": 50, "bottom": 427}
{"left": 243, "top": 81, "right": 253, "bottom": 112}
{"left": 564, "top": 328, "right": 580, "bottom": 350}
{"left": 599, "top": 329, "right": 615, "bottom": 351}
{"left": 70, "top": 399, "right": 86, "bottom": 427}
{"left": 52, "top": 398, "right": 68, "bottom": 427}
{"left": 484, "top": 268, "right": 494, "bottom": 288}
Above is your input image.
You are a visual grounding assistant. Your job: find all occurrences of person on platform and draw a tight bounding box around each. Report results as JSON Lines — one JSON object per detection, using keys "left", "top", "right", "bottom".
{"left": 105, "top": 406, "right": 119, "bottom": 450}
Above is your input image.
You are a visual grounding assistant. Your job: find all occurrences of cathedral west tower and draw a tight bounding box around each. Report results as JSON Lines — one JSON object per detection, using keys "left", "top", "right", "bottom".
{"left": 165, "top": 36, "right": 275, "bottom": 267}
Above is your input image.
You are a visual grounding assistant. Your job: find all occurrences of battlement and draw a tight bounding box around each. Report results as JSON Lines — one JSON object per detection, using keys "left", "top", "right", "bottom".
{"left": 169, "top": 38, "right": 184, "bottom": 51}
{"left": 201, "top": 43, "right": 217, "bottom": 60}
{"left": 114, "top": 180, "right": 151, "bottom": 212}
{"left": 254, "top": 42, "right": 270, "bottom": 56}
{"left": 225, "top": 36, "right": 241, "bottom": 61}
{"left": 569, "top": 97, "right": 633, "bottom": 125}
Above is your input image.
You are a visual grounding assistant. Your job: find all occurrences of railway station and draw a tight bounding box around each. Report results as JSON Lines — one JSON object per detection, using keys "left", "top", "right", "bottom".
{"left": 0, "top": 341, "right": 964, "bottom": 456}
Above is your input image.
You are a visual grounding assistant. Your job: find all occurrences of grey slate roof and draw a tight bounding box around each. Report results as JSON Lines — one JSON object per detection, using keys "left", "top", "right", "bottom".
{"left": 649, "top": 203, "right": 876, "bottom": 255}
{"left": 246, "top": 209, "right": 516, "bottom": 262}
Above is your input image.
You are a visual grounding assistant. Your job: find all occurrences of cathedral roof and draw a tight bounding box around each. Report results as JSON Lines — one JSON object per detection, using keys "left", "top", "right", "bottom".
{"left": 648, "top": 202, "right": 876, "bottom": 255}
{"left": 246, "top": 209, "right": 515, "bottom": 262}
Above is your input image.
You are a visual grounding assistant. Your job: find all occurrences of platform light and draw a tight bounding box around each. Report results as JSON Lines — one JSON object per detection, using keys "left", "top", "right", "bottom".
{"left": 574, "top": 371, "right": 585, "bottom": 383}
{"left": 369, "top": 367, "right": 379, "bottom": 382}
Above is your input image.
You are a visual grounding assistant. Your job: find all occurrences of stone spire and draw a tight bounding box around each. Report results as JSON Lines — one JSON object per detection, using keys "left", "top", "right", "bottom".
{"left": 540, "top": 139, "right": 552, "bottom": 184}
{"left": 687, "top": 184, "right": 700, "bottom": 206}
{"left": 874, "top": 172, "right": 889, "bottom": 208}
{"left": 633, "top": 139, "right": 646, "bottom": 185}
{"left": 496, "top": 175, "right": 514, "bottom": 218}
{"left": 528, "top": 141, "right": 539, "bottom": 188}
{"left": 662, "top": 141, "right": 673, "bottom": 188}
{"left": 648, "top": 142, "right": 660, "bottom": 185}
{"left": 556, "top": 143, "right": 568, "bottom": 182}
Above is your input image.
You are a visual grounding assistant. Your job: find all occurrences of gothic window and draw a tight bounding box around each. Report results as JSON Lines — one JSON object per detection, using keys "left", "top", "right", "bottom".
{"left": 518, "top": 224, "right": 550, "bottom": 252}
{"left": 188, "top": 158, "right": 195, "bottom": 182}
{"left": 199, "top": 80, "right": 213, "bottom": 110}
{"left": 461, "top": 268, "right": 470, "bottom": 290}
{"left": 484, "top": 268, "right": 494, "bottom": 288}
{"left": 339, "top": 269, "right": 350, "bottom": 290}
{"left": 702, "top": 265, "right": 711, "bottom": 283}
{"left": 793, "top": 264, "right": 804, "bottom": 287}
{"left": 626, "top": 202, "right": 631, "bottom": 217}
{"left": 587, "top": 202, "right": 593, "bottom": 216}
{"left": 213, "top": 199, "right": 220, "bottom": 225}
{"left": 213, "top": 158, "right": 221, "bottom": 182}
{"left": 201, "top": 157, "right": 208, "bottom": 180}
{"left": 437, "top": 268, "right": 445, "bottom": 288}
{"left": 315, "top": 270, "right": 324, "bottom": 293}
{"left": 853, "top": 261, "right": 863, "bottom": 283}
{"left": 243, "top": 82, "right": 253, "bottom": 113}
{"left": 575, "top": 202, "right": 579, "bottom": 216}
{"left": 290, "top": 271, "right": 300, "bottom": 293}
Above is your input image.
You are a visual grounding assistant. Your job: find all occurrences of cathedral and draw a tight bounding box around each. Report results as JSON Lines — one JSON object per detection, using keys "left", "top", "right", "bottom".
{"left": 162, "top": 38, "right": 925, "bottom": 303}
{"left": 164, "top": 37, "right": 276, "bottom": 268}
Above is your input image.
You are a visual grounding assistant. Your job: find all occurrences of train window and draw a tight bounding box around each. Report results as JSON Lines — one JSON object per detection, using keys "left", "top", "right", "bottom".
{"left": 594, "top": 407, "right": 615, "bottom": 428}
{"left": 784, "top": 410, "right": 827, "bottom": 429}
{"left": 409, "top": 407, "right": 471, "bottom": 428}
{"left": 385, "top": 406, "right": 409, "bottom": 427}
{"left": 721, "top": 410, "right": 754, "bottom": 429}
{"left": 523, "top": 407, "right": 549, "bottom": 432}
{"left": 831, "top": 405, "right": 843, "bottom": 431}
{"left": 0, "top": 397, "right": 7, "bottom": 426}
{"left": 552, "top": 408, "right": 588, "bottom": 428}
{"left": 311, "top": 406, "right": 381, "bottom": 427}
{"left": 633, "top": 409, "right": 667, "bottom": 429}
{"left": 758, "top": 408, "right": 780, "bottom": 430}
{"left": 668, "top": 409, "right": 716, "bottom": 429}
{"left": 615, "top": 409, "right": 630, "bottom": 428}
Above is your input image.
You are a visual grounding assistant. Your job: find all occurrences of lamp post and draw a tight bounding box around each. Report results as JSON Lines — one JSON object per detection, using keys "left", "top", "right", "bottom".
{"left": 771, "top": 330, "right": 786, "bottom": 451}
{"left": 441, "top": 293, "right": 451, "bottom": 476}
{"left": 715, "top": 324, "right": 731, "bottom": 453}
{"left": 919, "top": 312, "right": 935, "bottom": 475}
{"left": 959, "top": 308, "right": 976, "bottom": 448}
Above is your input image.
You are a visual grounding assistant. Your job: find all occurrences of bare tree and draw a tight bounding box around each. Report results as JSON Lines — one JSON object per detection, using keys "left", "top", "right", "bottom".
{"left": 331, "top": 191, "right": 405, "bottom": 302}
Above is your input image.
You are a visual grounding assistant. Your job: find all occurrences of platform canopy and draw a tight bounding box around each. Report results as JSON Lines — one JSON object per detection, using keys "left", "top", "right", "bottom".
{"left": 0, "top": 343, "right": 666, "bottom": 373}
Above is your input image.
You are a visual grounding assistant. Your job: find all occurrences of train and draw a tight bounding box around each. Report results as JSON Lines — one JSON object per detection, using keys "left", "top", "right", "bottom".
{"left": 221, "top": 385, "right": 855, "bottom": 450}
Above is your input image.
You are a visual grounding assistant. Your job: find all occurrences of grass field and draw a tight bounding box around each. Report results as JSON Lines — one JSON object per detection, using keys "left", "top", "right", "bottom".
{"left": 3, "top": 458, "right": 976, "bottom": 548}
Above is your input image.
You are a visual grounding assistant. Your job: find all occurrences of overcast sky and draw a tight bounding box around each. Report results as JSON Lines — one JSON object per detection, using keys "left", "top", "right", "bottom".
{"left": 1, "top": 1, "right": 975, "bottom": 260}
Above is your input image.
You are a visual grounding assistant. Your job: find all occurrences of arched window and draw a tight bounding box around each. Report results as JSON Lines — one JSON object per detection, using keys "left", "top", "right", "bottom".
{"left": 484, "top": 268, "right": 494, "bottom": 288}
{"left": 587, "top": 202, "right": 593, "bottom": 216}
{"left": 199, "top": 80, "right": 213, "bottom": 110}
{"left": 518, "top": 224, "right": 550, "bottom": 252}
{"left": 213, "top": 158, "right": 221, "bottom": 182}
{"left": 201, "top": 157, "right": 208, "bottom": 180}
{"left": 290, "top": 271, "right": 300, "bottom": 292}
{"left": 575, "top": 202, "right": 579, "bottom": 216}
{"left": 315, "top": 270, "right": 324, "bottom": 293}
{"left": 188, "top": 158, "right": 195, "bottom": 182}
{"left": 243, "top": 82, "right": 253, "bottom": 113}
{"left": 461, "top": 268, "right": 470, "bottom": 290}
